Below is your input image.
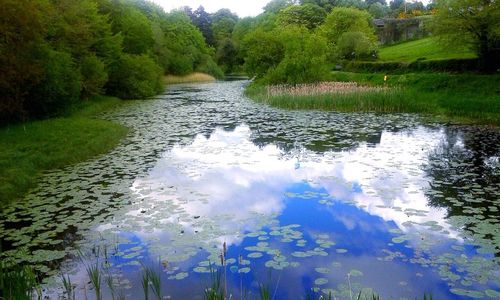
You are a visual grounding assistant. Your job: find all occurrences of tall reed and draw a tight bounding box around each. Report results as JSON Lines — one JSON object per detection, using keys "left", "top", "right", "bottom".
{"left": 0, "top": 264, "right": 41, "bottom": 300}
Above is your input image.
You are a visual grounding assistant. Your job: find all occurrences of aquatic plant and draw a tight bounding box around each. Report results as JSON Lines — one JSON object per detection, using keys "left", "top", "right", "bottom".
{"left": 204, "top": 263, "right": 225, "bottom": 300}
{"left": 86, "top": 262, "right": 102, "bottom": 300}
{"left": 61, "top": 274, "right": 75, "bottom": 300}
{"left": 258, "top": 283, "right": 271, "bottom": 300}
{"left": 79, "top": 248, "right": 103, "bottom": 300}
{"left": 142, "top": 270, "right": 150, "bottom": 300}
{"left": 246, "top": 72, "right": 500, "bottom": 125}
{"left": 141, "top": 262, "right": 163, "bottom": 300}
{"left": 266, "top": 82, "right": 387, "bottom": 98}
{"left": 0, "top": 264, "right": 41, "bottom": 300}
{"left": 164, "top": 72, "right": 217, "bottom": 84}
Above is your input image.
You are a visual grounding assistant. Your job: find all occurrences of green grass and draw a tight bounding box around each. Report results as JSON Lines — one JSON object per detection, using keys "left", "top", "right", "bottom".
{"left": 0, "top": 96, "right": 129, "bottom": 207}
{"left": 378, "top": 37, "right": 476, "bottom": 62}
{"left": 246, "top": 72, "right": 500, "bottom": 125}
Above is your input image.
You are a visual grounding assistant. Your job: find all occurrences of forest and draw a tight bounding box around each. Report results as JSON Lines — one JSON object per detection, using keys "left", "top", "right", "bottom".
{"left": 2, "top": 0, "right": 498, "bottom": 124}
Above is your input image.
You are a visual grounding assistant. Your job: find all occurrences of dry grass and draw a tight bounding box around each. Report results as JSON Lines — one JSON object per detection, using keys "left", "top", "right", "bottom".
{"left": 164, "top": 72, "right": 216, "bottom": 84}
{"left": 266, "top": 82, "right": 386, "bottom": 98}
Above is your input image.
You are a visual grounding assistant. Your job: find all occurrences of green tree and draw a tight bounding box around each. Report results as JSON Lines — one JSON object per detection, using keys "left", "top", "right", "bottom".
{"left": 432, "top": 0, "right": 500, "bottom": 71}
{"left": 319, "top": 7, "right": 377, "bottom": 61}
{"left": 80, "top": 55, "right": 108, "bottom": 97}
{"left": 113, "top": 6, "right": 154, "bottom": 55}
{"left": 336, "top": 31, "right": 377, "bottom": 59}
{"left": 216, "top": 38, "right": 238, "bottom": 73}
{"left": 276, "top": 3, "right": 327, "bottom": 30}
{"left": 0, "top": 0, "right": 49, "bottom": 122}
{"left": 242, "top": 30, "right": 285, "bottom": 78}
{"left": 368, "top": 3, "right": 389, "bottom": 18}
{"left": 266, "top": 26, "right": 330, "bottom": 84}
{"left": 26, "top": 48, "right": 82, "bottom": 118}
{"left": 107, "top": 54, "right": 163, "bottom": 99}
{"left": 211, "top": 9, "right": 239, "bottom": 43}
{"left": 161, "top": 11, "right": 222, "bottom": 77}
{"left": 263, "top": 0, "right": 297, "bottom": 13}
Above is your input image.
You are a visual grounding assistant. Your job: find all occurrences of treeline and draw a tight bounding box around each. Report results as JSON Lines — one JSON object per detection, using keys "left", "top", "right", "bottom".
{"left": 1, "top": 0, "right": 222, "bottom": 124}
{"left": 232, "top": 1, "right": 383, "bottom": 84}
{"left": 215, "top": 0, "right": 497, "bottom": 83}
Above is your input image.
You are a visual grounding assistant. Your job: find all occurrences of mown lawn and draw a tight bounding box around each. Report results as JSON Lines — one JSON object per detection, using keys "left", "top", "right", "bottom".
{"left": 378, "top": 37, "right": 476, "bottom": 62}
{"left": 0, "top": 96, "right": 129, "bottom": 206}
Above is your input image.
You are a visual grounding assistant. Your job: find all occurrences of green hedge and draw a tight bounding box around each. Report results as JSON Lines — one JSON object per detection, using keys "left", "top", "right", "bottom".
{"left": 342, "top": 58, "right": 481, "bottom": 73}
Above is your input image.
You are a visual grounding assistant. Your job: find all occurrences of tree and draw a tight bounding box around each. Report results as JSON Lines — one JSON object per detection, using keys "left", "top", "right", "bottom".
{"left": 216, "top": 38, "right": 238, "bottom": 73}
{"left": 432, "top": 0, "right": 500, "bottom": 71}
{"left": 265, "top": 26, "right": 330, "bottom": 84}
{"left": 276, "top": 3, "right": 327, "bottom": 30}
{"left": 368, "top": 3, "right": 389, "bottom": 18}
{"left": 242, "top": 30, "right": 285, "bottom": 78}
{"left": 318, "top": 7, "right": 377, "bottom": 61}
{"left": 193, "top": 6, "right": 215, "bottom": 46}
{"left": 106, "top": 54, "right": 163, "bottom": 99}
{"left": 336, "top": 31, "right": 377, "bottom": 59}
{"left": 112, "top": 6, "right": 154, "bottom": 55}
{"left": 300, "top": 0, "right": 336, "bottom": 11}
{"left": 0, "top": 0, "right": 48, "bottom": 122}
{"left": 263, "top": 0, "right": 297, "bottom": 13}
{"left": 211, "top": 9, "right": 238, "bottom": 45}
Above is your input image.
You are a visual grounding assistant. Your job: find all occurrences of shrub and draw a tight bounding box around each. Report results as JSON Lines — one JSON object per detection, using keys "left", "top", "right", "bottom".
{"left": 196, "top": 54, "right": 225, "bottom": 79}
{"left": 263, "top": 27, "right": 330, "bottom": 85}
{"left": 166, "top": 53, "right": 194, "bottom": 75}
{"left": 337, "top": 32, "right": 377, "bottom": 60}
{"left": 107, "top": 54, "right": 163, "bottom": 99}
{"left": 26, "top": 48, "right": 82, "bottom": 118}
{"left": 342, "top": 58, "right": 481, "bottom": 73}
{"left": 80, "top": 55, "right": 108, "bottom": 97}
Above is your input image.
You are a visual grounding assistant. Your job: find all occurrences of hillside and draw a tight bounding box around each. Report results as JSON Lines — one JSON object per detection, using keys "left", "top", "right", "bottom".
{"left": 378, "top": 37, "right": 476, "bottom": 62}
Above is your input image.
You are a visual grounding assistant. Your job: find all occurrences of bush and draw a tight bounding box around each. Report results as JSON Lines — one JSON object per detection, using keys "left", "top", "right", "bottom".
{"left": 337, "top": 32, "right": 377, "bottom": 60}
{"left": 342, "top": 58, "right": 481, "bottom": 73}
{"left": 107, "top": 54, "right": 163, "bottom": 99}
{"left": 80, "top": 55, "right": 108, "bottom": 97}
{"left": 196, "top": 54, "right": 225, "bottom": 79}
{"left": 26, "top": 48, "right": 82, "bottom": 118}
{"left": 263, "top": 27, "right": 330, "bottom": 85}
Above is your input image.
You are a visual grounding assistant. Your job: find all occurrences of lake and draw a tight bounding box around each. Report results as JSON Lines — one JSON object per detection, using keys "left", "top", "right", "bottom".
{"left": 1, "top": 80, "right": 499, "bottom": 299}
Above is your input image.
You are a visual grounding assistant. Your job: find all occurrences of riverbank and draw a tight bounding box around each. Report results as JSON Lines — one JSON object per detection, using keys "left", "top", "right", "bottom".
{"left": 164, "top": 72, "right": 216, "bottom": 85}
{"left": 0, "top": 96, "right": 129, "bottom": 207}
{"left": 246, "top": 72, "right": 500, "bottom": 126}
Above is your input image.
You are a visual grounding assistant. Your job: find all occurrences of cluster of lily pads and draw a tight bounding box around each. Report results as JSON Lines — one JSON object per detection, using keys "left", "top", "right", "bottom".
{"left": 0, "top": 81, "right": 499, "bottom": 299}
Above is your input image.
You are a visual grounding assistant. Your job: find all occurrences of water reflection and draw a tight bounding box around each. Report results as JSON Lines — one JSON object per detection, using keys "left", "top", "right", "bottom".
{"left": 424, "top": 127, "right": 500, "bottom": 255}
{"left": 1, "top": 81, "right": 498, "bottom": 299}
{"left": 63, "top": 125, "right": 498, "bottom": 299}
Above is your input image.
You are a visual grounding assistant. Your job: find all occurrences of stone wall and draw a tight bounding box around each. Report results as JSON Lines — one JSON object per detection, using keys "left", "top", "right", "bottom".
{"left": 373, "top": 16, "right": 432, "bottom": 45}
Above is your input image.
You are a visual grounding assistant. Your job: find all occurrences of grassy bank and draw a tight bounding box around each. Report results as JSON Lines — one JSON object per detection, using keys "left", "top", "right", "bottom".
{"left": 378, "top": 37, "right": 476, "bottom": 62}
{"left": 0, "top": 96, "right": 129, "bottom": 207}
{"left": 246, "top": 72, "right": 500, "bottom": 125}
{"left": 164, "top": 72, "right": 216, "bottom": 84}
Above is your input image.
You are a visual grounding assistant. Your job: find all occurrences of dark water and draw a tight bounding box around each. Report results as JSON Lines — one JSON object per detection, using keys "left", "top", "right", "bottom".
{"left": 1, "top": 81, "right": 499, "bottom": 299}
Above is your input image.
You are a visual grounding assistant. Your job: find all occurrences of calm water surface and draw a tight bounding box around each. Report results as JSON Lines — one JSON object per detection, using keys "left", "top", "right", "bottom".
{"left": 1, "top": 81, "right": 499, "bottom": 299}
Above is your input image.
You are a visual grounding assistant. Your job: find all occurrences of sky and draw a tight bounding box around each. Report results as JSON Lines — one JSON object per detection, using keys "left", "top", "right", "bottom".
{"left": 151, "top": 0, "right": 270, "bottom": 18}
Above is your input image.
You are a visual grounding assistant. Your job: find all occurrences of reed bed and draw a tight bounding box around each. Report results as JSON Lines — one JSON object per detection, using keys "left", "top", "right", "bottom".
{"left": 164, "top": 72, "right": 216, "bottom": 84}
{"left": 248, "top": 82, "right": 431, "bottom": 114}
{"left": 266, "top": 82, "right": 387, "bottom": 98}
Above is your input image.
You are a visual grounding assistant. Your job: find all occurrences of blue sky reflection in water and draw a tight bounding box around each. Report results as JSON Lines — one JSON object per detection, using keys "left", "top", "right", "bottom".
{"left": 64, "top": 124, "right": 499, "bottom": 299}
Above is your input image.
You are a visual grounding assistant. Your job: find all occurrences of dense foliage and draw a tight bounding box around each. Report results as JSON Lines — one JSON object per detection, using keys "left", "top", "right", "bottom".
{"left": 239, "top": 5, "right": 377, "bottom": 84}
{"left": 1, "top": 0, "right": 221, "bottom": 123}
{"left": 432, "top": 0, "right": 500, "bottom": 71}
{"left": 2, "top": 0, "right": 495, "bottom": 123}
